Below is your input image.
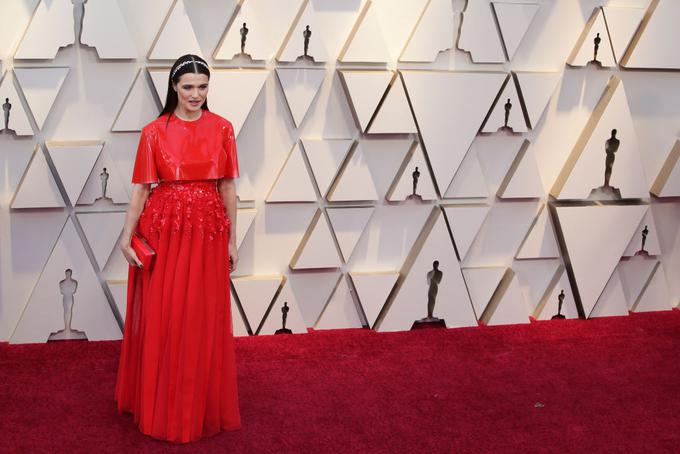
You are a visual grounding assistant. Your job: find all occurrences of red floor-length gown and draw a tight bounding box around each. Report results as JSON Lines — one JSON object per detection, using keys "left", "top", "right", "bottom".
{"left": 115, "top": 109, "right": 241, "bottom": 443}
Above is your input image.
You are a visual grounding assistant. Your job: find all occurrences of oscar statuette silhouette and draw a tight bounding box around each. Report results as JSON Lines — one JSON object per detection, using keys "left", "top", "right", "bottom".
{"left": 551, "top": 290, "right": 566, "bottom": 320}
{"left": 275, "top": 301, "right": 293, "bottom": 334}
{"left": 412, "top": 260, "right": 446, "bottom": 329}
{"left": 588, "top": 129, "right": 622, "bottom": 200}
{"left": 48, "top": 269, "right": 88, "bottom": 341}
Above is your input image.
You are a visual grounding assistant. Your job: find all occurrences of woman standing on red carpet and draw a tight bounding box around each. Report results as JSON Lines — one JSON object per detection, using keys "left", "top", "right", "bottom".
{"left": 114, "top": 54, "right": 241, "bottom": 443}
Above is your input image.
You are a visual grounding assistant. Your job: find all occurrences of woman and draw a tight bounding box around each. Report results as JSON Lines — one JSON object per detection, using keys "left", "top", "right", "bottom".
{"left": 114, "top": 54, "right": 241, "bottom": 443}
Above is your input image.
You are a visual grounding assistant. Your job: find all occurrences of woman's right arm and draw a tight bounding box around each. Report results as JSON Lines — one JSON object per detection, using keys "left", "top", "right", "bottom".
{"left": 119, "top": 183, "right": 151, "bottom": 267}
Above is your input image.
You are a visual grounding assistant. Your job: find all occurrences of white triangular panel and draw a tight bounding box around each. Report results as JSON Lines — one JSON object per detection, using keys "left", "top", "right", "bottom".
{"left": 624, "top": 0, "right": 680, "bottom": 69}
{"left": 0, "top": 2, "right": 35, "bottom": 60}
{"left": 206, "top": 70, "right": 269, "bottom": 137}
{"left": 602, "top": 6, "right": 645, "bottom": 63}
{"left": 0, "top": 211, "right": 68, "bottom": 340}
{"left": 340, "top": 4, "right": 390, "bottom": 62}
{"left": 214, "top": 0, "right": 303, "bottom": 61}
{"left": 231, "top": 289, "right": 249, "bottom": 336}
{"left": 301, "top": 139, "right": 353, "bottom": 197}
{"left": 442, "top": 205, "right": 490, "bottom": 261}
{"left": 458, "top": 0, "right": 505, "bottom": 63}
{"left": 236, "top": 208, "right": 257, "bottom": 250}
{"left": 0, "top": 72, "right": 33, "bottom": 136}
{"left": 512, "top": 259, "right": 562, "bottom": 314}
{"left": 343, "top": 0, "right": 427, "bottom": 62}
{"left": 326, "top": 206, "right": 374, "bottom": 262}
{"left": 387, "top": 144, "right": 437, "bottom": 201}
{"left": 77, "top": 212, "right": 125, "bottom": 269}
{"left": 634, "top": 263, "right": 673, "bottom": 312}
{"left": 81, "top": 0, "right": 137, "bottom": 59}
{"left": 402, "top": 71, "right": 507, "bottom": 193}
{"left": 556, "top": 78, "right": 649, "bottom": 200}
{"left": 148, "top": 68, "right": 170, "bottom": 102}
{"left": 400, "top": 0, "right": 454, "bottom": 62}
{"left": 291, "top": 211, "right": 342, "bottom": 269}
{"left": 657, "top": 161, "right": 680, "bottom": 197}
{"left": 482, "top": 78, "right": 526, "bottom": 133}
{"left": 12, "top": 146, "right": 65, "bottom": 209}
{"left": 492, "top": 2, "right": 540, "bottom": 60}
{"left": 444, "top": 150, "right": 489, "bottom": 199}
{"left": 258, "top": 280, "right": 307, "bottom": 334}
{"left": 514, "top": 72, "right": 560, "bottom": 129}
{"left": 276, "top": 68, "right": 326, "bottom": 128}
{"left": 232, "top": 275, "right": 284, "bottom": 334}
{"left": 536, "top": 269, "right": 579, "bottom": 320}
{"left": 462, "top": 267, "right": 506, "bottom": 319}
{"left": 287, "top": 270, "right": 342, "bottom": 327}
{"left": 567, "top": 8, "right": 616, "bottom": 67}
{"left": 589, "top": 270, "right": 628, "bottom": 318}
{"left": 77, "top": 147, "right": 130, "bottom": 205}
{"left": 368, "top": 76, "right": 417, "bottom": 134}
{"left": 377, "top": 209, "right": 476, "bottom": 332}
{"left": 618, "top": 256, "right": 657, "bottom": 309}
{"left": 339, "top": 70, "right": 393, "bottom": 132}
{"left": 485, "top": 274, "right": 531, "bottom": 326}
{"left": 277, "top": 1, "right": 329, "bottom": 62}
{"left": 349, "top": 271, "right": 399, "bottom": 327}
{"left": 113, "top": 69, "right": 160, "bottom": 132}
{"left": 236, "top": 172, "right": 256, "bottom": 202}
{"left": 315, "top": 276, "right": 363, "bottom": 330}
{"left": 10, "top": 219, "right": 121, "bottom": 343}
{"left": 498, "top": 142, "right": 544, "bottom": 198}
{"left": 213, "top": 5, "right": 266, "bottom": 60}
{"left": 476, "top": 136, "right": 526, "bottom": 197}
{"left": 14, "top": 0, "right": 74, "bottom": 60}
{"left": 327, "top": 143, "right": 379, "bottom": 202}
{"left": 515, "top": 206, "right": 559, "bottom": 259}
{"left": 555, "top": 204, "right": 647, "bottom": 316}
{"left": 266, "top": 143, "right": 317, "bottom": 203}
{"left": 149, "top": 0, "right": 201, "bottom": 60}
{"left": 108, "top": 280, "right": 127, "bottom": 322}
{"left": 651, "top": 141, "right": 680, "bottom": 197}
{"left": 13, "top": 67, "right": 69, "bottom": 130}
{"left": 47, "top": 142, "right": 103, "bottom": 206}
{"left": 622, "top": 209, "right": 661, "bottom": 257}
{"left": 2, "top": 141, "right": 34, "bottom": 205}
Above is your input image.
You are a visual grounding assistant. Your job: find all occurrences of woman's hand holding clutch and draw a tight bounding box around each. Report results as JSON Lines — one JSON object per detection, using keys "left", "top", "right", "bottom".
{"left": 120, "top": 237, "right": 143, "bottom": 268}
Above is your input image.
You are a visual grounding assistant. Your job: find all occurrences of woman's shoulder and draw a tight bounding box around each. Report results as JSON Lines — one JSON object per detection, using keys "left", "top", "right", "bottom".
{"left": 141, "top": 115, "right": 168, "bottom": 134}
{"left": 203, "top": 110, "right": 233, "bottom": 129}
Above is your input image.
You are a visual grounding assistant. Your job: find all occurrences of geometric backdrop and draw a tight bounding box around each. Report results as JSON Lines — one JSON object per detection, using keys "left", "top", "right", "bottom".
{"left": 1, "top": 0, "right": 679, "bottom": 343}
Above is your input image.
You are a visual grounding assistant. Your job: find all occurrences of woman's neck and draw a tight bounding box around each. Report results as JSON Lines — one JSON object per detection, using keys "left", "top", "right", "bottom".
{"left": 174, "top": 107, "right": 203, "bottom": 121}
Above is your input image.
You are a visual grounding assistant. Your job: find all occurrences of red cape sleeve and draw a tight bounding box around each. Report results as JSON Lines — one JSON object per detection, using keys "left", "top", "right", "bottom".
{"left": 131, "top": 126, "right": 159, "bottom": 184}
{"left": 223, "top": 121, "right": 240, "bottom": 179}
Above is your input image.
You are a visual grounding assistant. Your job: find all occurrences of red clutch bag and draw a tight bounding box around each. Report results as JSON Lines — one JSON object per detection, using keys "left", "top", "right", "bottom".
{"left": 131, "top": 233, "right": 156, "bottom": 270}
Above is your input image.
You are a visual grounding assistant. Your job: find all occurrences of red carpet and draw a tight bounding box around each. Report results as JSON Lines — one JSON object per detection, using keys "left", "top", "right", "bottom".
{"left": 1, "top": 311, "right": 680, "bottom": 453}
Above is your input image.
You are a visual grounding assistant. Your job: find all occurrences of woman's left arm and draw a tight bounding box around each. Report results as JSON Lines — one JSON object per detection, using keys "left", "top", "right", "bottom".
{"left": 218, "top": 177, "right": 238, "bottom": 272}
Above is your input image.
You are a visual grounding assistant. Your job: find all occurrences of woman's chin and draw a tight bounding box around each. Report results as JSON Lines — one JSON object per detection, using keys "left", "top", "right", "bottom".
{"left": 185, "top": 102, "right": 203, "bottom": 111}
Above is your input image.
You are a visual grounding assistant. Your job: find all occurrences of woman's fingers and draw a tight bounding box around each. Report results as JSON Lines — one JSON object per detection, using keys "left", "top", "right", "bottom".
{"left": 129, "top": 248, "right": 143, "bottom": 268}
{"left": 229, "top": 250, "right": 238, "bottom": 272}
{"left": 120, "top": 243, "right": 143, "bottom": 268}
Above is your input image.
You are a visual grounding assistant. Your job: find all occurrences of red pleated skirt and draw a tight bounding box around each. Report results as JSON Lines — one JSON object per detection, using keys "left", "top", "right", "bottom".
{"left": 114, "top": 180, "right": 241, "bottom": 443}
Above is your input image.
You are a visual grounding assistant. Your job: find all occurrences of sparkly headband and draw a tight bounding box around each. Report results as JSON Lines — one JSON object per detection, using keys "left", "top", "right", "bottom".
{"left": 171, "top": 59, "right": 210, "bottom": 79}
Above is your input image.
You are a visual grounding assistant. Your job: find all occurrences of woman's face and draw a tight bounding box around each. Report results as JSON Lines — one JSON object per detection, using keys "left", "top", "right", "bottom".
{"left": 173, "top": 72, "right": 209, "bottom": 113}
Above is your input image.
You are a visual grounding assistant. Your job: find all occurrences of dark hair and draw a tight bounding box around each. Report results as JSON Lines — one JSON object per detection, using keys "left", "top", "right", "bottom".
{"left": 159, "top": 54, "right": 211, "bottom": 118}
